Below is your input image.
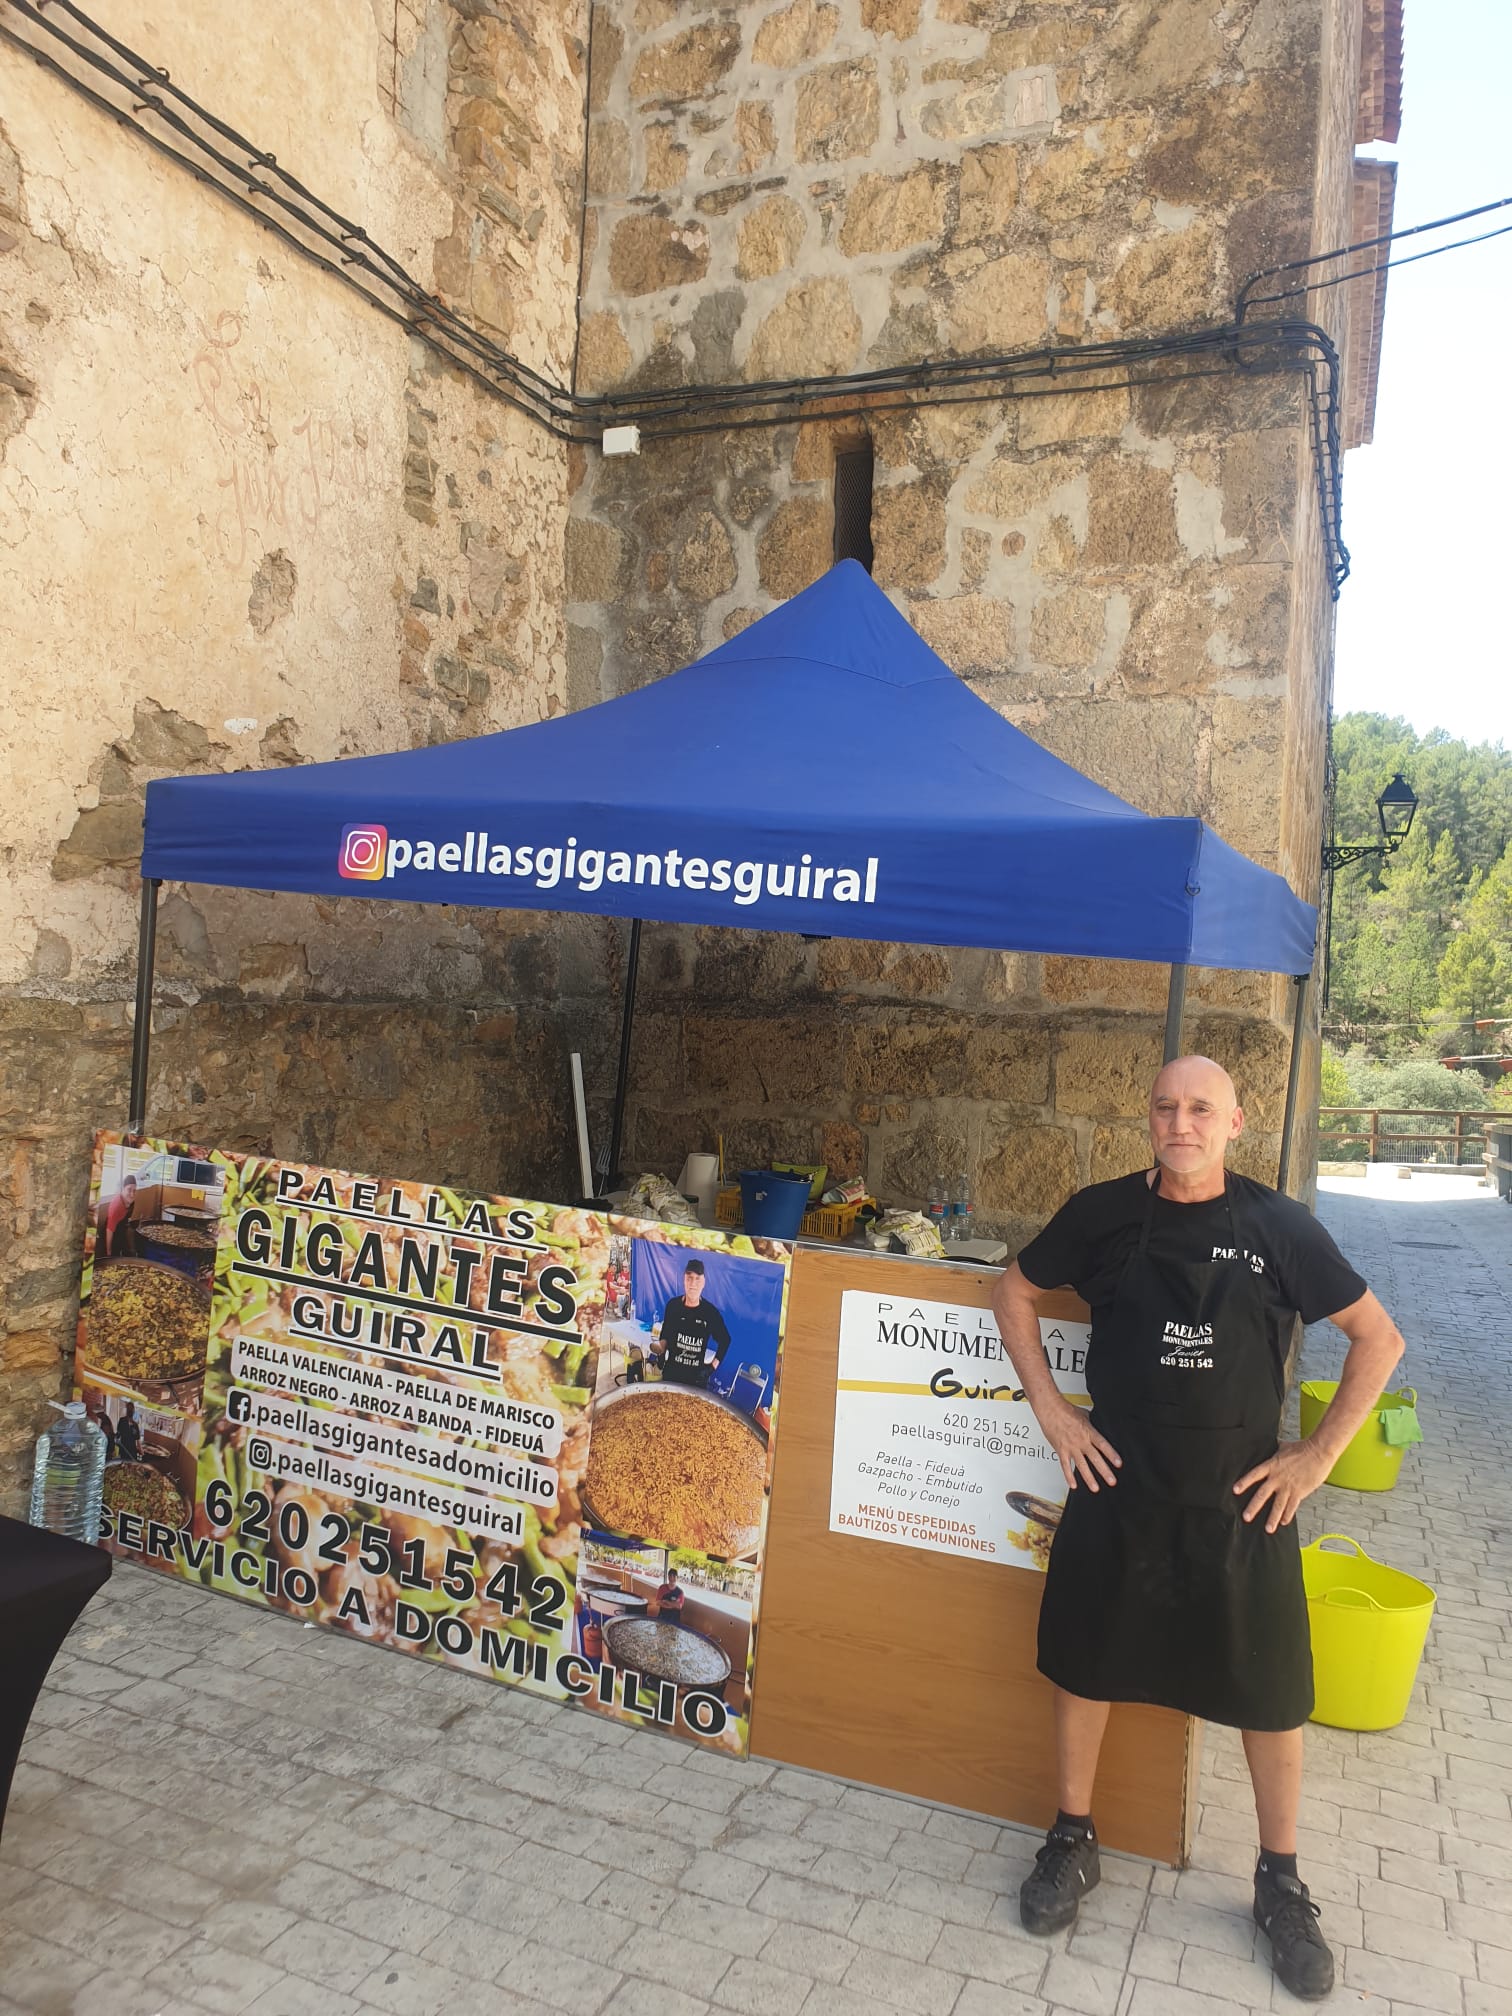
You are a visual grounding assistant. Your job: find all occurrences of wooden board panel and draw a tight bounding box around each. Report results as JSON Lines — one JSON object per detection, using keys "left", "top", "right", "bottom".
{"left": 750, "top": 1245, "right": 1195, "bottom": 1865}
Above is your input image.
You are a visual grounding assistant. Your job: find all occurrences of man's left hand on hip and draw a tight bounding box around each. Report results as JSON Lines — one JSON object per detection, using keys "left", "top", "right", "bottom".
{"left": 1234, "top": 1441, "right": 1333, "bottom": 1533}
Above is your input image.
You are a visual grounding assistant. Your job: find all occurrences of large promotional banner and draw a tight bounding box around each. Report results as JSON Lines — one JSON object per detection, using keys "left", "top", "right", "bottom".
{"left": 828, "top": 1289, "right": 1090, "bottom": 1572}
{"left": 77, "top": 1132, "right": 791, "bottom": 1755}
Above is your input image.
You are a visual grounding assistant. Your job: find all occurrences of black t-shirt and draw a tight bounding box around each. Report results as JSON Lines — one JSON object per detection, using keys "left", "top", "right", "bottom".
{"left": 1016, "top": 1171, "right": 1368, "bottom": 1368}
{"left": 658, "top": 1295, "right": 732, "bottom": 1385}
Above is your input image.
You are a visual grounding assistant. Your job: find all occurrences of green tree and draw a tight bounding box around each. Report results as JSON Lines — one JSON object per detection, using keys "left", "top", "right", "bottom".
{"left": 1326, "top": 715, "right": 1512, "bottom": 1046}
{"left": 1435, "top": 850, "right": 1512, "bottom": 1025}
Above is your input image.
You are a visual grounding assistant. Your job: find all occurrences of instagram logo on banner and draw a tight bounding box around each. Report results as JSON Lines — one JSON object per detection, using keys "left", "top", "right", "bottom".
{"left": 339, "top": 824, "right": 388, "bottom": 879}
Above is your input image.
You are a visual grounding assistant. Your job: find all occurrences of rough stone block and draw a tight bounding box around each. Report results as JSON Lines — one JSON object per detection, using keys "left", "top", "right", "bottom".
{"left": 644, "top": 124, "right": 690, "bottom": 191}
{"left": 1091, "top": 1122, "right": 1153, "bottom": 1184}
{"left": 872, "top": 478, "right": 948, "bottom": 591}
{"left": 907, "top": 595, "right": 1015, "bottom": 676}
{"left": 945, "top": 251, "right": 1053, "bottom": 353}
{"left": 796, "top": 60, "right": 881, "bottom": 162}
{"left": 738, "top": 196, "right": 808, "bottom": 280}
{"left": 976, "top": 1122, "right": 1079, "bottom": 1219}
{"left": 964, "top": 450, "right": 1082, "bottom": 524}
{"left": 609, "top": 214, "right": 711, "bottom": 296}
{"left": 631, "top": 22, "right": 743, "bottom": 103}
{"left": 955, "top": 143, "right": 1020, "bottom": 244}
{"left": 1103, "top": 223, "right": 1218, "bottom": 332}
{"left": 1017, "top": 386, "right": 1129, "bottom": 450}
{"left": 746, "top": 279, "right": 862, "bottom": 379}
{"left": 683, "top": 1016, "right": 843, "bottom": 1109}
{"left": 566, "top": 516, "right": 628, "bottom": 603}
{"left": 753, "top": 0, "right": 840, "bottom": 68}
{"left": 1220, "top": 430, "right": 1300, "bottom": 563}
{"left": 1084, "top": 459, "right": 1181, "bottom": 568}
{"left": 577, "top": 311, "right": 633, "bottom": 392}
{"left": 1030, "top": 587, "right": 1107, "bottom": 667}
{"left": 757, "top": 497, "right": 832, "bottom": 600}
{"left": 839, "top": 165, "right": 950, "bottom": 256}
{"left": 1056, "top": 1025, "right": 1166, "bottom": 1117}
{"left": 878, "top": 1117, "right": 971, "bottom": 1203}
{"left": 1043, "top": 957, "right": 1168, "bottom": 1012}
{"left": 675, "top": 512, "right": 738, "bottom": 600}
{"left": 862, "top": 0, "right": 922, "bottom": 37}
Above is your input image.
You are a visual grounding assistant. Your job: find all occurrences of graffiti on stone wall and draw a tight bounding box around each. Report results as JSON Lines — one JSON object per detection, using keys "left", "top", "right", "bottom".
{"left": 190, "top": 311, "right": 370, "bottom": 568}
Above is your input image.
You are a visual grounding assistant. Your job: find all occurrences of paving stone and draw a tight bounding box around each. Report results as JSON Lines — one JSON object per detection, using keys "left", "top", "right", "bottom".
{"left": 757, "top": 1923, "right": 859, "bottom": 1985}
{"left": 680, "top": 1850, "right": 768, "bottom": 1906}
{"left": 847, "top": 1896, "right": 943, "bottom": 1963}
{"left": 262, "top": 1918, "right": 394, "bottom": 1995}
{"left": 601, "top": 1980, "right": 711, "bottom": 2016}
{"left": 496, "top": 1939, "right": 623, "bottom": 2013}
{"left": 1042, "top": 1950, "right": 1126, "bottom": 2014}
{"left": 930, "top": 1921, "right": 1048, "bottom": 1988}
{"left": 750, "top": 1872, "right": 861, "bottom": 1935}
{"left": 709, "top": 1954, "right": 811, "bottom": 2016}
{"left": 144, "top": 1932, "right": 287, "bottom": 2014}
{"left": 614, "top": 1924, "right": 731, "bottom": 1998}
{"left": 841, "top": 1943, "right": 963, "bottom": 2014}
{"left": 662, "top": 1894, "right": 776, "bottom": 1959}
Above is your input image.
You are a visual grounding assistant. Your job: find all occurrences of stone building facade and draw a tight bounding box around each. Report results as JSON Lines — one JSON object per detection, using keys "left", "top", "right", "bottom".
{"left": 1, "top": 0, "right": 1398, "bottom": 1492}
{"left": 572, "top": 0, "right": 1397, "bottom": 1229}
{"left": 0, "top": 0, "right": 598, "bottom": 1493}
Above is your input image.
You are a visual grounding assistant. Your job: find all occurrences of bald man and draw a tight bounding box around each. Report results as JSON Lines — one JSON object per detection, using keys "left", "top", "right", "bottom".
{"left": 992, "top": 1056, "right": 1404, "bottom": 2002}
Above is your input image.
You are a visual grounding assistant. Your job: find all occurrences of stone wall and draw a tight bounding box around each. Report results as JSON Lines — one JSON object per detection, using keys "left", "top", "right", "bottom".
{"left": 0, "top": 0, "right": 593, "bottom": 1496}
{"left": 571, "top": 0, "right": 1365, "bottom": 1229}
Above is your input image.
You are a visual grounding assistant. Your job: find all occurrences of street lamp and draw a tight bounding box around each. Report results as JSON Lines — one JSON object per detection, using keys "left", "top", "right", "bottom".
{"left": 1322, "top": 772, "right": 1418, "bottom": 871}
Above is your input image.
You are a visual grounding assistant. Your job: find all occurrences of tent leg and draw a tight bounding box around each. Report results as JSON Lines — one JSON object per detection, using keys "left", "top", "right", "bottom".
{"left": 1276, "top": 972, "right": 1310, "bottom": 1196}
{"left": 1162, "top": 964, "right": 1187, "bottom": 1065}
{"left": 605, "top": 918, "right": 642, "bottom": 1190}
{"left": 127, "top": 879, "right": 161, "bottom": 1137}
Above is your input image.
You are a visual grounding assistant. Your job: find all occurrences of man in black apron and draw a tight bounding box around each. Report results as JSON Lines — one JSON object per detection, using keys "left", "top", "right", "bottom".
{"left": 992, "top": 1056, "right": 1405, "bottom": 2001}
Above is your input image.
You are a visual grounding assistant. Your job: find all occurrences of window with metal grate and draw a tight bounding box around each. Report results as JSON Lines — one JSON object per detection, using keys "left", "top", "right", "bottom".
{"left": 833, "top": 441, "right": 874, "bottom": 572}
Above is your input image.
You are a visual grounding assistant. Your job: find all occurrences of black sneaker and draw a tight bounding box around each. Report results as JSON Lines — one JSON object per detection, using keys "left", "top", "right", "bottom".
{"left": 1254, "top": 1867, "right": 1335, "bottom": 2001}
{"left": 1019, "top": 1823, "right": 1100, "bottom": 1934}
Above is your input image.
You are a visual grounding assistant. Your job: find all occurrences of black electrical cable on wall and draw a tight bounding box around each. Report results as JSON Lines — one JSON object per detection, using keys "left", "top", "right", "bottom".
{"left": 19, "top": 1, "right": 1505, "bottom": 602}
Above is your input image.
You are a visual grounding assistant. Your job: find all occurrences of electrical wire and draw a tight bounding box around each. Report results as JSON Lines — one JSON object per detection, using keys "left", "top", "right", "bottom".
{"left": 4, "top": 0, "right": 1398, "bottom": 596}
{"left": 1237, "top": 193, "right": 1512, "bottom": 318}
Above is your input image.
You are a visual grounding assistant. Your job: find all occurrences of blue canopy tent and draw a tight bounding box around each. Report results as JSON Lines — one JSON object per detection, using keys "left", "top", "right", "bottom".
{"left": 133, "top": 562, "right": 1318, "bottom": 1188}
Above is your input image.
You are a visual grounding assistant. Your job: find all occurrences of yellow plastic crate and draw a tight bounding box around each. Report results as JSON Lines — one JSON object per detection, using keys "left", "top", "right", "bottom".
{"left": 715, "top": 1186, "right": 864, "bottom": 1241}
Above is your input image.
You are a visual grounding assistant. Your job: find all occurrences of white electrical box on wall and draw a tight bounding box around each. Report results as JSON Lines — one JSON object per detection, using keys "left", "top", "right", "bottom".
{"left": 601, "top": 425, "right": 641, "bottom": 456}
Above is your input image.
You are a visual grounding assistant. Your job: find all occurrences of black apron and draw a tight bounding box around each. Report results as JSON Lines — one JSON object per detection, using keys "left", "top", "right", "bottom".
{"left": 1036, "top": 1174, "right": 1313, "bottom": 1731}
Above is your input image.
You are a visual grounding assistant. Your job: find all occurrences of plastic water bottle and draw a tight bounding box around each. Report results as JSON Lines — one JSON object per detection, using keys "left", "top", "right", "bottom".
{"left": 951, "top": 1172, "right": 974, "bottom": 1245}
{"left": 925, "top": 1175, "right": 950, "bottom": 1241}
{"left": 29, "top": 1400, "right": 107, "bottom": 1544}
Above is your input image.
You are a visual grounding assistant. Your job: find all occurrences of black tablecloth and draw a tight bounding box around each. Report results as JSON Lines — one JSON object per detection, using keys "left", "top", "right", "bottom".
{"left": 0, "top": 1514, "right": 111, "bottom": 1839}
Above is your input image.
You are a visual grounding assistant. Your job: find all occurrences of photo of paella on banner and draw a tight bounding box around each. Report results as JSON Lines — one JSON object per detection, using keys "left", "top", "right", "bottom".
{"left": 828, "top": 1290, "right": 1091, "bottom": 1574}
{"left": 586, "top": 1233, "right": 789, "bottom": 1563}
{"left": 77, "top": 1132, "right": 226, "bottom": 1548}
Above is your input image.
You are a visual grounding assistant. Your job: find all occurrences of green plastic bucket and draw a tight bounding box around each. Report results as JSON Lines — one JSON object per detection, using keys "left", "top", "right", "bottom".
{"left": 1299, "top": 1380, "right": 1419, "bottom": 1492}
{"left": 1302, "top": 1534, "right": 1435, "bottom": 1731}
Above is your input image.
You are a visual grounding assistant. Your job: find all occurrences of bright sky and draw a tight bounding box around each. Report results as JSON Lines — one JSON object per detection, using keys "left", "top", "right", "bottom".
{"left": 1331, "top": 0, "right": 1512, "bottom": 748}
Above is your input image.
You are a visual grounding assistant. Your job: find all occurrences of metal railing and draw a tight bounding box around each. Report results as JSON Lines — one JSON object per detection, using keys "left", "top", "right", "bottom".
{"left": 1318, "top": 1107, "right": 1506, "bottom": 1166}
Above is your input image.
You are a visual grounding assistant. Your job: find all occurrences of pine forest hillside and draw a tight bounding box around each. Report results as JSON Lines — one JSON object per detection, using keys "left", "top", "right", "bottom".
{"left": 1325, "top": 715, "right": 1512, "bottom": 1085}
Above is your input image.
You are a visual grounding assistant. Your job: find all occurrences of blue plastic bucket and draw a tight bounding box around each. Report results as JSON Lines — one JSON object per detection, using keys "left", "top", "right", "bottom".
{"left": 738, "top": 1169, "right": 810, "bottom": 1238}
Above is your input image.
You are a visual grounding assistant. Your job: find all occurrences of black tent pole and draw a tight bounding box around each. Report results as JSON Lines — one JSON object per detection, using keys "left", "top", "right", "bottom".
{"left": 604, "top": 918, "right": 642, "bottom": 1190}
{"left": 127, "top": 879, "right": 161, "bottom": 1137}
{"left": 1162, "top": 964, "right": 1187, "bottom": 1064}
{"left": 1275, "top": 971, "right": 1310, "bottom": 1195}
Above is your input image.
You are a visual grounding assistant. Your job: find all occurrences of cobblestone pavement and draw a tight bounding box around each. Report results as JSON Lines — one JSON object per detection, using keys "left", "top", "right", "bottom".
{"left": 2, "top": 1172, "right": 1508, "bottom": 2016}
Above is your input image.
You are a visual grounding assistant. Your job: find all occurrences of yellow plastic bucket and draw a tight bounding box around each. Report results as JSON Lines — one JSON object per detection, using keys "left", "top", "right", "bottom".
{"left": 1302, "top": 1534, "right": 1435, "bottom": 1731}
{"left": 1299, "top": 1380, "right": 1418, "bottom": 1491}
